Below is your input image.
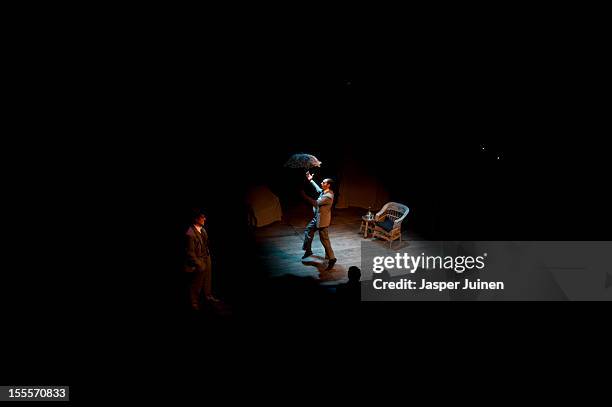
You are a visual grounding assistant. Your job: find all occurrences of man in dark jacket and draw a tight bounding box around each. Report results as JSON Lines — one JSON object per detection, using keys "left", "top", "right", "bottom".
{"left": 185, "top": 212, "right": 218, "bottom": 310}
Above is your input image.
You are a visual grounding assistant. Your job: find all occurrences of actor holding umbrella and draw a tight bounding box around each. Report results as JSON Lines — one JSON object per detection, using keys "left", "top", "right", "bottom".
{"left": 284, "top": 153, "right": 337, "bottom": 270}
{"left": 302, "top": 171, "right": 337, "bottom": 270}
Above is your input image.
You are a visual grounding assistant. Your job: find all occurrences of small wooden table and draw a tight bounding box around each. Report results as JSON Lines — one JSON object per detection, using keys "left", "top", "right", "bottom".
{"left": 360, "top": 215, "right": 376, "bottom": 238}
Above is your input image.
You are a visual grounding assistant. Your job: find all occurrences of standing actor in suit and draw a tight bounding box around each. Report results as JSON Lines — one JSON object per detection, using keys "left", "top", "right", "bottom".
{"left": 302, "top": 171, "right": 337, "bottom": 270}
{"left": 185, "top": 212, "right": 219, "bottom": 310}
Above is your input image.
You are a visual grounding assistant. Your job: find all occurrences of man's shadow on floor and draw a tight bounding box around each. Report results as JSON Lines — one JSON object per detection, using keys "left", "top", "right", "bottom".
{"left": 301, "top": 254, "right": 327, "bottom": 270}
{"left": 302, "top": 255, "right": 346, "bottom": 281}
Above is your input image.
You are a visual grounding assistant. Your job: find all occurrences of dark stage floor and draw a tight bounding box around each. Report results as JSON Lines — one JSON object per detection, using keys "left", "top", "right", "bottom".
{"left": 254, "top": 206, "right": 421, "bottom": 287}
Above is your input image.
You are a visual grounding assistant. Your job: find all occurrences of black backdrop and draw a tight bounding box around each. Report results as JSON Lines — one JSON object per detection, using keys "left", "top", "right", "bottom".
{"left": 3, "top": 11, "right": 611, "bottom": 399}
{"left": 137, "top": 48, "right": 612, "bottom": 316}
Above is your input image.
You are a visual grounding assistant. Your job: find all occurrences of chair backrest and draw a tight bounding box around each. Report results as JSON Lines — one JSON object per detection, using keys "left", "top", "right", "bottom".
{"left": 378, "top": 202, "right": 409, "bottom": 224}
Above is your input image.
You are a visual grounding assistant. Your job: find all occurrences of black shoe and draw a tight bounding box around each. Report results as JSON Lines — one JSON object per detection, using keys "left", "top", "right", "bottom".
{"left": 326, "top": 258, "right": 337, "bottom": 270}
{"left": 302, "top": 251, "right": 313, "bottom": 259}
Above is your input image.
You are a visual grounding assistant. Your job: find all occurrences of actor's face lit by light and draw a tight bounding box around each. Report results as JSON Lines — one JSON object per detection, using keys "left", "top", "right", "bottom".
{"left": 195, "top": 215, "right": 206, "bottom": 226}
{"left": 321, "top": 181, "right": 330, "bottom": 190}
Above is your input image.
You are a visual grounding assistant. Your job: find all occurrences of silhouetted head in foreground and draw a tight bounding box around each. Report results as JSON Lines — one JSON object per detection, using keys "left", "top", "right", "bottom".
{"left": 348, "top": 266, "right": 361, "bottom": 283}
{"left": 337, "top": 266, "right": 362, "bottom": 303}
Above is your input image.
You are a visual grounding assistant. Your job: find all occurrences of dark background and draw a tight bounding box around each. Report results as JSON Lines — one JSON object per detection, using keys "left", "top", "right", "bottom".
{"left": 146, "top": 43, "right": 611, "bottom": 316}
{"left": 3, "top": 12, "right": 611, "bottom": 397}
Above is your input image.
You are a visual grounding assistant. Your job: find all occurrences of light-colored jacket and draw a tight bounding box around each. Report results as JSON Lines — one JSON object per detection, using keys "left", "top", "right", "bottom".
{"left": 309, "top": 180, "right": 334, "bottom": 228}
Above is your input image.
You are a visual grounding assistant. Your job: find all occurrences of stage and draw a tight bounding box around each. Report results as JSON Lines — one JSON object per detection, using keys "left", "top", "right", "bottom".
{"left": 254, "top": 205, "right": 421, "bottom": 288}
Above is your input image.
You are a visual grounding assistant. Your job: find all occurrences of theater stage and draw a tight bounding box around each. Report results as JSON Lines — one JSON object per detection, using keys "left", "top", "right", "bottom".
{"left": 254, "top": 206, "right": 421, "bottom": 287}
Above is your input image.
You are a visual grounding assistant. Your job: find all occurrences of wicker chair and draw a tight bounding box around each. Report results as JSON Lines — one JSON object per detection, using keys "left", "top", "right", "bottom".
{"left": 372, "top": 202, "right": 409, "bottom": 248}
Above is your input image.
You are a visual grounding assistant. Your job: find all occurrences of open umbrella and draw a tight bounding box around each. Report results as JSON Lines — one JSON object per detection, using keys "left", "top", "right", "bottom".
{"left": 284, "top": 153, "right": 322, "bottom": 170}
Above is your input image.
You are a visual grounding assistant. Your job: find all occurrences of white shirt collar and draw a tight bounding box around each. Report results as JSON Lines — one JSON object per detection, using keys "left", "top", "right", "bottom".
{"left": 194, "top": 225, "right": 202, "bottom": 233}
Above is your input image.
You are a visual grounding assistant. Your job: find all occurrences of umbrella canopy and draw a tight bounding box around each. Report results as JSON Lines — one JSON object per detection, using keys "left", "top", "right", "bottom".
{"left": 284, "top": 153, "right": 322, "bottom": 169}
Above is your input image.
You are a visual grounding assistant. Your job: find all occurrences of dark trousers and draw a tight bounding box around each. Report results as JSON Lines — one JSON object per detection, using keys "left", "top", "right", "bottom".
{"left": 302, "top": 218, "right": 336, "bottom": 260}
{"left": 188, "top": 257, "right": 212, "bottom": 306}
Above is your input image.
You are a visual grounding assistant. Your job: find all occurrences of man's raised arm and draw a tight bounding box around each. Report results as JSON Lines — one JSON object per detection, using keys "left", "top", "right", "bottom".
{"left": 306, "top": 171, "right": 323, "bottom": 193}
